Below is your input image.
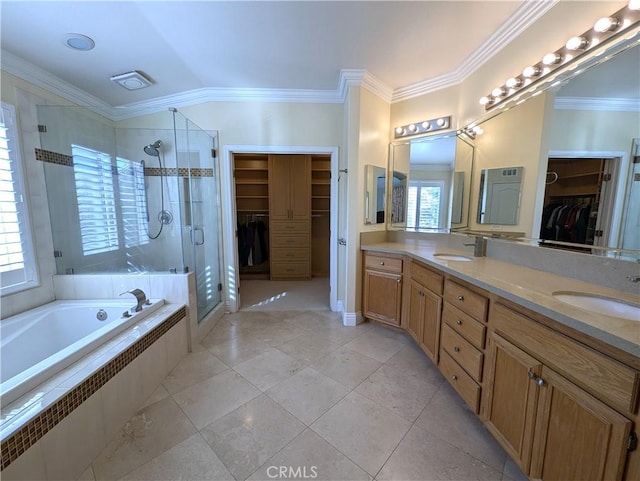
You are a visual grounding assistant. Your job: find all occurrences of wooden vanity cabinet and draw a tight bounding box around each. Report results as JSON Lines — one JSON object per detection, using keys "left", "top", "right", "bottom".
{"left": 363, "top": 253, "right": 403, "bottom": 326}
{"left": 484, "top": 302, "right": 637, "bottom": 481}
{"left": 406, "top": 260, "right": 443, "bottom": 362}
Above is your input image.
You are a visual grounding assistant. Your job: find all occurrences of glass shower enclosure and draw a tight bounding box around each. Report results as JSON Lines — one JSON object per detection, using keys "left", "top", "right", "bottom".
{"left": 37, "top": 106, "right": 222, "bottom": 322}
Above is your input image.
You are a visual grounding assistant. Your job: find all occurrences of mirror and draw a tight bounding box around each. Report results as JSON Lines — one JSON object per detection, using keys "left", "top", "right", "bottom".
{"left": 466, "top": 39, "right": 639, "bottom": 258}
{"left": 389, "top": 133, "right": 470, "bottom": 231}
{"left": 364, "top": 164, "right": 386, "bottom": 224}
{"left": 477, "top": 167, "right": 523, "bottom": 225}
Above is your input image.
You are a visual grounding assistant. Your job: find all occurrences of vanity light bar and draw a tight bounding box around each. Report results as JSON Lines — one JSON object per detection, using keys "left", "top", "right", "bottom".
{"left": 394, "top": 116, "right": 451, "bottom": 138}
{"left": 480, "top": 2, "right": 640, "bottom": 110}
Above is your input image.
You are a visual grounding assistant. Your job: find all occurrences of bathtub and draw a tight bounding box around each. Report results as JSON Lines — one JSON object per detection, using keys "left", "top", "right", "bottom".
{"left": 0, "top": 298, "right": 164, "bottom": 406}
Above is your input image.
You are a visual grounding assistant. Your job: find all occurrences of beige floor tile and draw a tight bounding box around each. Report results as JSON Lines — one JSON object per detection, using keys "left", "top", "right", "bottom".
{"left": 415, "top": 382, "right": 507, "bottom": 470}
{"left": 250, "top": 320, "right": 312, "bottom": 348}
{"left": 312, "top": 346, "right": 382, "bottom": 389}
{"left": 377, "top": 425, "right": 503, "bottom": 481}
{"left": 140, "top": 384, "right": 170, "bottom": 410}
{"left": 247, "top": 429, "right": 372, "bottom": 481}
{"left": 355, "top": 364, "right": 440, "bottom": 422}
{"left": 118, "top": 433, "right": 233, "bottom": 481}
{"left": 233, "top": 348, "right": 304, "bottom": 391}
{"left": 172, "top": 369, "right": 261, "bottom": 429}
{"left": 266, "top": 367, "right": 349, "bottom": 424}
{"left": 205, "top": 333, "right": 273, "bottom": 367}
{"left": 502, "top": 456, "right": 529, "bottom": 481}
{"left": 239, "top": 279, "right": 329, "bottom": 311}
{"left": 200, "top": 395, "right": 306, "bottom": 481}
{"left": 385, "top": 341, "right": 446, "bottom": 385}
{"left": 276, "top": 335, "right": 343, "bottom": 364}
{"left": 92, "top": 397, "right": 196, "bottom": 481}
{"left": 343, "top": 330, "right": 407, "bottom": 363}
{"left": 310, "top": 391, "right": 411, "bottom": 477}
{"left": 162, "top": 348, "right": 229, "bottom": 394}
{"left": 303, "top": 323, "right": 372, "bottom": 347}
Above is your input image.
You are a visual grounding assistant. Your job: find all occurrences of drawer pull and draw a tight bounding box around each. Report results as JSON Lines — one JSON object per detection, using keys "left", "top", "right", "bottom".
{"left": 451, "top": 375, "right": 458, "bottom": 381}
{"left": 457, "top": 295, "right": 464, "bottom": 301}
{"left": 527, "top": 370, "right": 536, "bottom": 380}
{"left": 454, "top": 346, "right": 460, "bottom": 353}
{"left": 456, "top": 319, "right": 462, "bottom": 326}
{"left": 536, "top": 377, "right": 545, "bottom": 387}
{"left": 380, "top": 261, "right": 385, "bottom": 265}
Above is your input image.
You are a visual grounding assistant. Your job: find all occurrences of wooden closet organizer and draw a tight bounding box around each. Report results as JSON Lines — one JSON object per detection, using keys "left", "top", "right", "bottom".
{"left": 234, "top": 153, "right": 330, "bottom": 280}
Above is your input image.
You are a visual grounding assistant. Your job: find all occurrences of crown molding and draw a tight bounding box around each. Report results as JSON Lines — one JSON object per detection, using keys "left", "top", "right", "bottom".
{"left": 338, "top": 69, "right": 393, "bottom": 103}
{"left": 391, "top": 0, "right": 558, "bottom": 103}
{"left": 555, "top": 96, "right": 640, "bottom": 112}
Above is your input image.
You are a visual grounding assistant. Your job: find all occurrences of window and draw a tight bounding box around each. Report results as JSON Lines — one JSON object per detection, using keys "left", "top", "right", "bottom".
{"left": 407, "top": 181, "right": 444, "bottom": 229}
{"left": 0, "top": 102, "right": 38, "bottom": 295}
{"left": 72, "top": 144, "right": 119, "bottom": 255}
{"left": 117, "top": 158, "right": 149, "bottom": 248}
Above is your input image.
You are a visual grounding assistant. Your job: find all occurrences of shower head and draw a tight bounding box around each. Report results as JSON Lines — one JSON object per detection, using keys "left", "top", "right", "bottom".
{"left": 143, "top": 140, "right": 162, "bottom": 157}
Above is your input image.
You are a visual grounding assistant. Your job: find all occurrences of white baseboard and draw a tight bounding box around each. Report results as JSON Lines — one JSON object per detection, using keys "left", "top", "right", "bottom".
{"left": 342, "top": 310, "right": 364, "bottom": 326}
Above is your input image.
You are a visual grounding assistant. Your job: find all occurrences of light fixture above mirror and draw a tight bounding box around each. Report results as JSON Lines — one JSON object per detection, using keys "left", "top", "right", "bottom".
{"left": 479, "top": 2, "right": 640, "bottom": 111}
{"left": 394, "top": 116, "right": 451, "bottom": 139}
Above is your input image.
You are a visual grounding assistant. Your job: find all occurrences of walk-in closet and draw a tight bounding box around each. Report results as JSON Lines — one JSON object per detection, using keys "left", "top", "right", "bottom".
{"left": 233, "top": 153, "right": 331, "bottom": 305}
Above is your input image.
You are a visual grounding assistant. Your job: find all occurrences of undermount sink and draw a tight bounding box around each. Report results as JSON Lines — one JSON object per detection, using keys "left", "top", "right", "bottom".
{"left": 433, "top": 253, "right": 473, "bottom": 262}
{"left": 552, "top": 291, "right": 640, "bottom": 322}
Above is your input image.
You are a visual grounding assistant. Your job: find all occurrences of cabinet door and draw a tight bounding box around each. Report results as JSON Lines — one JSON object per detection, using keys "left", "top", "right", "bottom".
{"left": 289, "top": 154, "right": 311, "bottom": 219}
{"left": 363, "top": 270, "right": 402, "bottom": 326}
{"left": 420, "top": 289, "right": 442, "bottom": 362}
{"left": 483, "top": 333, "right": 542, "bottom": 474}
{"left": 407, "top": 280, "right": 424, "bottom": 342}
{"left": 530, "top": 366, "right": 632, "bottom": 481}
{"left": 269, "top": 155, "right": 291, "bottom": 220}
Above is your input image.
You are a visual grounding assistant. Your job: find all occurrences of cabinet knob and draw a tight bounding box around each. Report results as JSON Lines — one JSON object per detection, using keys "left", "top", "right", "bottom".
{"left": 454, "top": 346, "right": 460, "bottom": 353}
{"left": 457, "top": 295, "right": 464, "bottom": 301}
{"left": 536, "top": 377, "right": 545, "bottom": 387}
{"left": 456, "top": 319, "right": 462, "bottom": 326}
{"left": 451, "top": 375, "right": 458, "bottom": 381}
{"left": 527, "top": 370, "right": 536, "bottom": 380}
{"left": 397, "top": 279, "right": 401, "bottom": 284}
{"left": 380, "top": 261, "right": 384, "bottom": 265}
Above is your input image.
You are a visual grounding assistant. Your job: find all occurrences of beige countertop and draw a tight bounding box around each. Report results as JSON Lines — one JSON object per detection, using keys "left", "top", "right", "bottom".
{"left": 362, "top": 240, "right": 640, "bottom": 358}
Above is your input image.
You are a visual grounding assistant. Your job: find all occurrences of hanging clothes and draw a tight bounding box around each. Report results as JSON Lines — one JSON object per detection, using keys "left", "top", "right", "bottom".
{"left": 237, "top": 216, "right": 269, "bottom": 267}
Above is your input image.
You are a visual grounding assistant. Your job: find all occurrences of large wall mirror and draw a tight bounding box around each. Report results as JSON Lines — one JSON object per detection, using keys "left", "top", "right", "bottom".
{"left": 389, "top": 133, "right": 474, "bottom": 231}
{"left": 468, "top": 35, "right": 639, "bottom": 259}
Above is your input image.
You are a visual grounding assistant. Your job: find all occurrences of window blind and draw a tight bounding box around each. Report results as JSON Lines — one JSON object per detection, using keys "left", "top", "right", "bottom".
{"left": 407, "top": 183, "right": 442, "bottom": 229}
{"left": 72, "top": 144, "right": 119, "bottom": 255}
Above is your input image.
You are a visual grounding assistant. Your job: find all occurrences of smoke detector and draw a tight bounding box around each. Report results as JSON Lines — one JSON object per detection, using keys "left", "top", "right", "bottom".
{"left": 110, "top": 71, "right": 153, "bottom": 90}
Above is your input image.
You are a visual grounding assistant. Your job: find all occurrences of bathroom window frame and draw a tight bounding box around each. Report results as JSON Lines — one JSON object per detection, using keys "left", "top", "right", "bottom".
{"left": 406, "top": 180, "right": 445, "bottom": 230}
{"left": 0, "top": 102, "right": 39, "bottom": 296}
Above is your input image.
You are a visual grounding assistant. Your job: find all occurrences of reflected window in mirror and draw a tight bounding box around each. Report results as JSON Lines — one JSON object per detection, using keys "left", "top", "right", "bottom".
{"left": 407, "top": 181, "right": 445, "bottom": 229}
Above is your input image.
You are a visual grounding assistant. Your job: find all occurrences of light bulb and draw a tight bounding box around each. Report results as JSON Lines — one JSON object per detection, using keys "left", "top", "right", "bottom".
{"left": 522, "top": 66, "right": 541, "bottom": 78}
{"left": 542, "top": 52, "right": 562, "bottom": 65}
{"left": 472, "top": 126, "right": 484, "bottom": 135}
{"left": 492, "top": 86, "right": 506, "bottom": 98}
{"left": 630, "top": 0, "right": 640, "bottom": 10}
{"left": 408, "top": 124, "right": 417, "bottom": 132}
{"left": 505, "top": 77, "right": 523, "bottom": 89}
{"left": 566, "top": 36, "right": 590, "bottom": 51}
{"left": 421, "top": 121, "right": 431, "bottom": 130}
{"left": 436, "top": 118, "right": 447, "bottom": 127}
{"left": 395, "top": 127, "right": 404, "bottom": 135}
{"left": 594, "top": 17, "right": 619, "bottom": 33}
{"left": 479, "top": 96, "right": 492, "bottom": 106}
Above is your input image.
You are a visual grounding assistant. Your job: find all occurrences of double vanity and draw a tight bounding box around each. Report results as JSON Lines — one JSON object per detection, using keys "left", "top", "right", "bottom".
{"left": 361, "top": 236, "right": 640, "bottom": 481}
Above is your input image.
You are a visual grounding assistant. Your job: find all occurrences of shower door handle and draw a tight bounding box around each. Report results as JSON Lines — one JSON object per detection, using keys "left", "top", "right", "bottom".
{"left": 191, "top": 226, "right": 205, "bottom": 246}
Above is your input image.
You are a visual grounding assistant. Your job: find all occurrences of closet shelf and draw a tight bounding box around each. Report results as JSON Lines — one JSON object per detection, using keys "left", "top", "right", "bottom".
{"left": 558, "top": 171, "right": 601, "bottom": 180}
{"left": 236, "top": 195, "right": 269, "bottom": 199}
{"left": 235, "top": 179, "right": 268, "bottom": 184}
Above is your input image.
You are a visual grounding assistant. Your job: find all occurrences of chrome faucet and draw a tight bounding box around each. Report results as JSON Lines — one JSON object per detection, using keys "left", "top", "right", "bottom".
{"left": 119, "top": 288, "right": 148, "bottom": 312}
{"left": 627, "top": 275, "right": 640, "bottom": 283}
{"left": 463, "top": 236, "right": 487, "bottom": 257}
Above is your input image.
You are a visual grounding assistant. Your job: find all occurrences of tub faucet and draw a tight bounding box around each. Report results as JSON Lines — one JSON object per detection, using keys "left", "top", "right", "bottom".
{"left": 119, "top": 288, "right": 148, "bottom": 312}
{"left": 463, "top": 236, "right": 487, "bottom": 257}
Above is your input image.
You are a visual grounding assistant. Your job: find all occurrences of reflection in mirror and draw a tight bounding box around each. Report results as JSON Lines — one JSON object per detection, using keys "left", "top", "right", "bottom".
{"left": 364, "top": 164, "right": 386, "bottom": 224}
{"left": 451, "top": 172, "right": 464, "bottom": 224}
{"left": 477, "top": 167, "right": 523, "bottom": 225}
{"left": 452, "top": 136, "right": 474, "bottom": 229}
{"left": 390, "top": 170, "right": 407, "bottom": 227}
{"left": 390, "top": 133, "right": 468, "bottom": 231}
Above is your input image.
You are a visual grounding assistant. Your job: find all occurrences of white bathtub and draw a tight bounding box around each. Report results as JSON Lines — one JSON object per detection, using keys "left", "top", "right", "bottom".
{"left": 0, "top": 298, "right": 164, "bottom": 406}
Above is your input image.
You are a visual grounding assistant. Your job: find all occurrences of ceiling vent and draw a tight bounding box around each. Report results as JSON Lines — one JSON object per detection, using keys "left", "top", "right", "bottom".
{"left": 110, "top": 71, "right": 153, "bottom": 90}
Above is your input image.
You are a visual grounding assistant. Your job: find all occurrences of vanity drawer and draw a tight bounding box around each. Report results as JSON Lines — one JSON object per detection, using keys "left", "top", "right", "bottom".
{"left": 444, "top": 280, "right": 488, "bottom": 322}
{"left": 440, "top": 349, "right": 481, "bottom": 414}
{"left": 410, "top": 260, "right": 443, "bottom": 295}
{"left": 365, "top": 253, "right": 403, "bottom": 273}
{"left": 441, "top": 323, "right": 484, "bottom": 382}
{"left": 443, "top": 302, "right": 486, "bottom": 349}
{"left": 491, "top": 303, "right": 640, "bottom": 415}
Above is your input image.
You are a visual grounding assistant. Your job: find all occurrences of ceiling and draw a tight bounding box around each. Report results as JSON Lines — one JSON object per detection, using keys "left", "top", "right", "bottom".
{"left": 0, "top": 1, "right": 535, "bottom": 108}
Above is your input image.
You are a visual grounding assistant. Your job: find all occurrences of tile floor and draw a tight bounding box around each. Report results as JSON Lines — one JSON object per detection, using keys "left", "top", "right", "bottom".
{"left": 85, "top": 309, "right": 529, "bottom": 481}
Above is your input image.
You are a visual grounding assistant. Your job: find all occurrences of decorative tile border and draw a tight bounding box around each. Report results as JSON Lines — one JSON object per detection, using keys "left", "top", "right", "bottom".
{"left": 34, "top": 148, "right": 72, "bottom": 167}
{"left": 0, "top": 306, "right": 186, "bottom": 471}
{"left": 144, "top": 167, "right": 214, "bottom": 177}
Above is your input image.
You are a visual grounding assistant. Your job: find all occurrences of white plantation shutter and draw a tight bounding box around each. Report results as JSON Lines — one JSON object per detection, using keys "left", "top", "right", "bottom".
{"left": 406, "top": 181, "right": 443, "bottom": 229}
{"left": 117, "top": 158, "right": 148, "bottom": 248}
{"left": 72, "top": 144, "right": 119, "bottom": 255}
{"left": 0, "top": 102, "right": 38, "bottom": 294}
